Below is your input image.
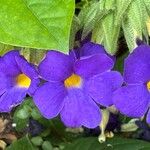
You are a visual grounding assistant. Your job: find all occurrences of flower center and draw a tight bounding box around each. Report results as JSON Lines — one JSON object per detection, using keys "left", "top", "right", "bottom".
{"left": 147, "top": 81, "right": 150, "bottom": 90}
{"left": 16, "top": 74, "right": 31, "bottom": 88}
{"left": 64, "top": 74, "right": 82, "bottom": 88}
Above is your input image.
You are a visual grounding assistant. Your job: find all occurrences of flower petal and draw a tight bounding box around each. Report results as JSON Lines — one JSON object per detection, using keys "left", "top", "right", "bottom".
{"left": 0, "top": 87, "right": 27, "bottom": 112}
{"left": 15, "top": 55, "right": 38, "bottom": 79}
{"left": 113, "top": 84, "right": 150, "bottom": 118}
{"left": 60, "top": 88, "right": 101, "bottom": 128}
{"left": 69, "top": 48, "right": 80, "bottom": 61}
{"left": 38, "top": 51, "right": 74, "bottom": 81}
{"left": 0, "top": 73, "right": 15, "bottom": 95}
{"left": 33, "top": 82, "right": 67, "bottom": 119}
{"left": 70, "top": 42, "right": 115, "bottom": 62}
{"left": 79, "top": 42, "right": 106, "bottom": 57}
{"left": 70, "top": 42, "right": 106, "bottom": 60}
{"left": 74, "top": 54, "right": 114, "bottom": 78}
{"left": 124, "top": 45, "right": 150, "bottom": 84}
{"left": 146, "top": 109, "right": 150, "bottom": 124}
{"left": 28, "top": 78, "right": 40, "bottom": 96}
{"left": 0, "top": 50, "right": 20, "bottom": 76}
{"left": 84, "top": 71, "right": 123, "bottom": 106}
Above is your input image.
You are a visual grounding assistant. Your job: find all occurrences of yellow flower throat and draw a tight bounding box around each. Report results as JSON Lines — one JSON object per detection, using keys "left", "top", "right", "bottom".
{"left": 64, "top": 74, "right": 82, "bottom": 88}
{"left": 16, "top": 74, "right": 31, "bottom": 88}
{"left": 147, "top": 81, "right": 150, "bottom": 90}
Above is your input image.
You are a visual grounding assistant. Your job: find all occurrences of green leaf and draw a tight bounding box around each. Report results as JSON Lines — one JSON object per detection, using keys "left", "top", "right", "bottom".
{"left": 81, "top": 2, "right": 100, "bottom": 39}
{"left": 92, "top": 0, "right": 120, "bottom": 55}
{"left": 31, "top": 107, "right": 42, "bottom": 120}
{"left": 13, "top": 114, "right": 29, "bottom": 131}
{"left": 13, "top": 98, "right": 35, "bottom": 131}
{"left": 16, "top": 108, "right": 30, "bottom": 119}
{"left": 114, "top": 51, "right": 129, "bottom": 73}
{"left": 0, "top": 0, "right": 75, "bottom": 52}
{"left": 115, "top": 0, "right": 133, "bottom": 25}
{"left": 6, "top": 135, "right": 36, "bottom": 150}
{"left": 31, "top": 136, "right": 43, "bottom": 146}
{"left": 122, "top": 19, "right": 137, "bottom": 52}
{"left": 42, "top": 141, "right": 53, "bottom": 150}
{"left": 101, "top": 12, "right": 121, "bottom": 55}
{"left": 0, "top": 43, "right": 14, "bottom": 55}
{"left": 64, "top": 137, "right": 150, "bottom": 150}
{"left": 101, "top": 0, "right": 121, "bottom": 55}
{"left": 92, "top": 22, "right": 104, "bottom": 44}
{"left": 69, "top": 15, "right": 80, "bottom": 49}
{"left": 143, "top": 0, "right": 150, "bottom": 13}
{"left": 122, "top": 0, "right": 148, "bottom": 52}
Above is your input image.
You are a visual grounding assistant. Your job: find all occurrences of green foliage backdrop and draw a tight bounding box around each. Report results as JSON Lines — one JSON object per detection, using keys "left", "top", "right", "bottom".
{"left": 0, "top": 0, "right": 74, "bottom": 52}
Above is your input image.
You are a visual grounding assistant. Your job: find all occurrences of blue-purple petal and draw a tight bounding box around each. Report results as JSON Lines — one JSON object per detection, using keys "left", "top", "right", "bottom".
{"left": 69, "top": 42, "right": 115, "bottom": 62}
{"left": 60, "top": 88, "right": 101, "bottom": 128}
{"left": 0, "top": 73, "right": 15, "bottom": 96}
{"left": 38, "top": 51, "right": 74, "bottom": 81}
{"left": 0, "top": 50, "right": 20, "bottom": 76}
{"left": 28, "top": 78, "right": 40, "bottom": 96}
{"left": 0, "top": 87, "right": 27, "bottom": 112}
{"left": 84, "top": 71, "right": 123, "bottom": 106}
{"left": 146, "top": 109, "right": 150, "bottom": 124}
{"left": 124, "top": 45, "right": 150, "bottom": 84}
{"left": 15, "top": 55, "right": 38, "bottom": 79}
{"left": 33, "top": 82, "right": 67, "bottom": 119}
{"left": 74, "top": 54, "right": 114, "bottom": 78}
{"left": 79, "top": 42, "right": 106, "bottom": 57}
{"left": 113, "top": 84, "right": 150, "bottom": 118}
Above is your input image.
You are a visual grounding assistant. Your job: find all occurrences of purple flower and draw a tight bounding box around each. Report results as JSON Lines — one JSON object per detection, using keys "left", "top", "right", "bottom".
{"left": 33, "top": 44, "right": 122, "bottom": 128}
{"left": 113, "top": 45, "right": 150, "bottom": 123}
{"left": 0, "top": 50, "right": 39, "bottom": 112}
{"left": 70, "top": 42, "right": 115, "bottom": 61}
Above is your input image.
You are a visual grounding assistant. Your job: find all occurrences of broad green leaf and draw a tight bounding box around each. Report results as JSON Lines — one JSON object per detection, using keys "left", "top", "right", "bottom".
{"left": 6, "top": 135, "right": 36, "bottom": 150}
{"left": 64, "top": 137, "right": 150, "bottom": 150}
{"left": 0, "top": 0, "right": 75, "bottom": 52}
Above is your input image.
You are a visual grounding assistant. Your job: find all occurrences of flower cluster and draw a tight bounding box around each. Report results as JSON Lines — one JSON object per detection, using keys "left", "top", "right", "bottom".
{"left": 1, "top": 42, "right": 150, "bottom": 128}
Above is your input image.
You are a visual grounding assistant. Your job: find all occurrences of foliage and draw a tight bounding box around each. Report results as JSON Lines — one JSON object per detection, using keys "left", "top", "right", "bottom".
{"left": 64, "top": 137, "right": 150, "bottom": 150}
{"left": 76, "top": 0, "right": 150, "bottom": 54}
{"left": 0, "top": 0, "right": 74, "bottom": 52}
{"left": 1, "top": 0, "right": 150, "bottom": 149}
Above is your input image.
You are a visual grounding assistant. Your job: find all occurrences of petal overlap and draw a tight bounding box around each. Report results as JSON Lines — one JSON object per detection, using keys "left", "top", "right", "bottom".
{"left": 60, "top": 88, "right": 101, "bottom": 128}
{"left": 74, "top": 54, "right": 114, "bottom": 78}
{"left": 124, "top": 45, "right": 150, "bottom": 84}
{"left": 84, "top": 71, "right": 123, "bottom": 106}
{"left": 113, "top": 84, "right": 150, "bottom": 117}
{"left": 38, "top": 51, "right": 74, "bottom": 81}
{"left": 34, "top": 82, "right": 67, "bottom": 119}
